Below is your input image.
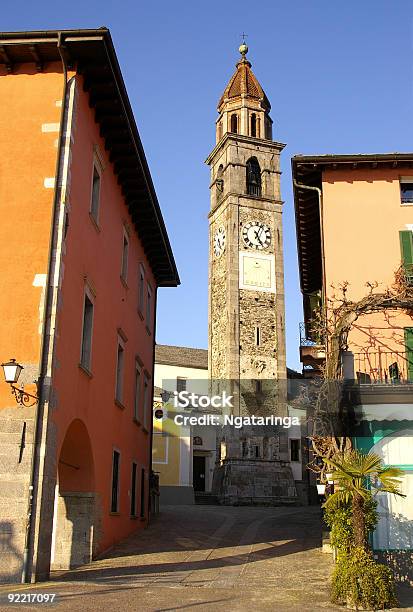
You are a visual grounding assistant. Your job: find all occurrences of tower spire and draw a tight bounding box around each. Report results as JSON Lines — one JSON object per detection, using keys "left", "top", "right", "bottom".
{"left": 215, "top": 45, "right": 272, "bottom": 142}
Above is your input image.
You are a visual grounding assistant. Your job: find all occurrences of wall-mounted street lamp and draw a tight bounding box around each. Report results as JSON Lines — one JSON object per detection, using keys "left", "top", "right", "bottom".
{"left": 1, "top": 359, "right": 38, "bottom": 407}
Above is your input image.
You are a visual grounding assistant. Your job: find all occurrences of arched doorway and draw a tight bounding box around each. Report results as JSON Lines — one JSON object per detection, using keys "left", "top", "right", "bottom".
{"left": 51, "top": 419, "right": 99, "bottom": 569}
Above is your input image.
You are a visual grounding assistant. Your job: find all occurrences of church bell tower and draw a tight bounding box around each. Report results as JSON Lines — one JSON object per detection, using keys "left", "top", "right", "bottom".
{"left": 206, "top": 43, "right": 297, "bottom": 504}
{"left": 206, "top": 42, "right": 287, "bottom": 405}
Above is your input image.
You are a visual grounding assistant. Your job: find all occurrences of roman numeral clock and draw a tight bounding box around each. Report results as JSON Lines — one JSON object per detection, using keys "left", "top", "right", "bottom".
{"left": 242, "top": 221, "right": 271, "bottom": 250}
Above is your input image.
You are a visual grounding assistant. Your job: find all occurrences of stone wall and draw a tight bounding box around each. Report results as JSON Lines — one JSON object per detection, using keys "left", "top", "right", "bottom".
{"left": 0, "top": 406, "right": 35, "bottom": 583}
{"left": 214, "top": 458, "right": 298, "bottom": 505}
{"left": 52, "top": 492, "right": 101, "bottom": 570}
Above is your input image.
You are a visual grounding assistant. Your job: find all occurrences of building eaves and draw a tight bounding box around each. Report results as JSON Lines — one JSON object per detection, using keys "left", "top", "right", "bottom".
{"left": 292, "top": 152, "right": 413, "bottom": 296}
{"left": 0, "top": 28, "right": 180, "bottom": 287}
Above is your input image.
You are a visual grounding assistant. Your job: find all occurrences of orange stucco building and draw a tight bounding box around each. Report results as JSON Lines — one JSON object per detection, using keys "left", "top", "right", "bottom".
{"left": 293, "top": 153, "right": 413, "bottom": 382}
{"left": 0, "top": 29, "right": 179, "bottom": 583}
{"left": 292, "top": 154, "right": 413, "bottom": 575}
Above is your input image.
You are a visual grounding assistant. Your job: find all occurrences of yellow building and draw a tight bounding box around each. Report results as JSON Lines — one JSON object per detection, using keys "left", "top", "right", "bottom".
{"left": 152, "top": 345, "right": 217, "bottom": 504}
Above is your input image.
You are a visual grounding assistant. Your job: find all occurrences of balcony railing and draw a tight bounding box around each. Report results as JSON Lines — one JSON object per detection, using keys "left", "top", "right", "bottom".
{"left": 353, "top": 350, "right": 412, "bottom": 385}
{"left": 299, "top": 322, "right": 324, "bottom": 347}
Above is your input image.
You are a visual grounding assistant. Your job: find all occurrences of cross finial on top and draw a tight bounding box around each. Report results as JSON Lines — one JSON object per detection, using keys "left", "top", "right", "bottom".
{"left": 239, "top": 33, "right": 248, "bottom": 58}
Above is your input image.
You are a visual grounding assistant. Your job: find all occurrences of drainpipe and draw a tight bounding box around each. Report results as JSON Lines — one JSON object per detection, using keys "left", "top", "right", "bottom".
{"left": 22, "top": 32, "right": 69, "bottom": 583}
{"left": 148, "top": 287, "right": 158, "bottom": 523}
{"left": 293, "top": 180, "right": 328, "bottom": 361}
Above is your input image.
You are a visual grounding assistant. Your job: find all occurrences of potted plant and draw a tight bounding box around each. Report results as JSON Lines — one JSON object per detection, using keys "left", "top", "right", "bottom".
{"left": 322, "top": 450, "right": 405, "bottom": 610}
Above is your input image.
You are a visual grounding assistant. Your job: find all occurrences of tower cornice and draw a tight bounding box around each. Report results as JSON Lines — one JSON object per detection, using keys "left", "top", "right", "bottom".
{"left": 208, "top": 194, "right": 284, "bottom": 218}
{"left": 205, "top": 132, "right": 286, "bottom": 166}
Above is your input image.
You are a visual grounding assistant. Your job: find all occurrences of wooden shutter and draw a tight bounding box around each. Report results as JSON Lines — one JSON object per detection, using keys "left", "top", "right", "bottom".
{"left": 399, "top": 231, "right": 413, "bottom": 269}
{"left": 404, "top": 328, "right": 413, "bottom": 382}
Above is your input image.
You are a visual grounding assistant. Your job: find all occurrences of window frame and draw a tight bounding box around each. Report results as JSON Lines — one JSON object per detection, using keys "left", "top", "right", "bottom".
{"left": 400, "top": 178, "right": 413, "bottom": 205}
{"left": 80, "top": 287, "right": 95, "bottom": 373}
{"left": 120, "top": 228, "right": 129, "bottom": 284}
{"left": 133, "top": 360, "right": 142, "bottom": 423}
{"left": 146, "top": 283, "right": 153, "bottom": 332}
{"left": 290, "top": 438, "right": 301, "bottom": 463}
{"left": 89, "top": 155, "right": 103, "bottom": 225}
{"left": 138, "top": 264, "right": 145, "bottom": 318}
{"left": 176, "top": 377, "right": 187, "bottom": 393}
{"left": 110, "top": 448, "right": 121, "bottom": 514}
{"left": 130, "top": 461, "right": 138, "bottom": 517}
{"left": 115, "top": 335, "right": 126, "bottom": 406}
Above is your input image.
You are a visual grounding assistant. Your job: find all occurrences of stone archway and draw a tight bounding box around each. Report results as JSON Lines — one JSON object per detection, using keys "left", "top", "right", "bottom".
{"left": 51, "top": 419, "right": 100, "bottom": 570}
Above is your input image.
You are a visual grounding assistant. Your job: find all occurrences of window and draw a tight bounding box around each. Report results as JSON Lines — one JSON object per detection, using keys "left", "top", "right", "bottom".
{"left": 246, "top": 157, "right": 261, "bottom": 196}
{"left": 130, "top": 462, "right": 137, "bottom": 517}
{"left": 251, "top": 113, "right": 257, "bottom": 137}
{"left": 400, "top": 180, "right": 413, "bottom": 204}
{"left": 111, "top": 450, "right": 120, "bottom": 513}
{"left": 138, "top": 264, "right": 145, "bottom": 315}
{"left": 146, "top": 284, "right": 152, "bottom": 331}
{"left": 134, "top": 362, "right": 142, "bottom": 421}
{"left": 177, "top": 377, "right": 187, "bottom": 392}
{"left": 265, "top": 117, "right": 272, "bottom": 140}
{"left": 290, "top": 439, "right": 300, "bottom": 463}
{"left": 254, "top": 445, "right": 260, "bottom": 458}
{"left": 90, "top": 164, "right": 101, "bottom": 222}
{"left": 255, "top": 379, "right": 262, "bottom": 393}
{"left": 143, "top": 373, "right": 150, "bottom": 429}
{"left": 80, "top": 292, "right": 94, "bottom": 371}
{"left": 121, "top": 231, "right": 129, "bottom": 282}
{"left": 255, "top": 326, "right": 261, "bottom": 346}
{"left": 399, "top": 230, "right": 413, "bottom": 283}
{"left": 115, "top": 338, "right": 125, "bottom": 404}
{"left": 140, "top": 468, "right": 146, "bottom": 518}
{"left": 230, "top": 114, "right": 238, "bottom": 133}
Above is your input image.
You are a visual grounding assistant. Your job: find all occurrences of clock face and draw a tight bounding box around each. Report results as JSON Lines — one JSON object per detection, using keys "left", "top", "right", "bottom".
{"left": 214, "top": 226, "right": 226, "bottom": 257}
{"left": 242, "top": 221, "right": 271, "bottom": 250}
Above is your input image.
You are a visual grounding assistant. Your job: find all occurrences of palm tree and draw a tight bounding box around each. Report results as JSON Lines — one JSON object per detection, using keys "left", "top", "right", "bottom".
{"left": 323, "top": 450, "right": 405, "bottom": 549}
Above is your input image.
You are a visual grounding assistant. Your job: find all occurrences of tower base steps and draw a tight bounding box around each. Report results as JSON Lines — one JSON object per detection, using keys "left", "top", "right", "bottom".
{"left": 212, "top": 458, "right": 301, "bottom": 506}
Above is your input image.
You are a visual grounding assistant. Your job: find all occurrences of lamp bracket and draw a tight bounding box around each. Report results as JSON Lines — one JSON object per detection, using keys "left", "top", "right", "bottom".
{"left": 10, "top": 384, "right": 38, "bottom": 408}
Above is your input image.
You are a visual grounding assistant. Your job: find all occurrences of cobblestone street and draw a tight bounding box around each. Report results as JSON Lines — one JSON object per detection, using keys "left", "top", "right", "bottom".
{"left": 1, "top": 505, "right": 412, "bottom": 611}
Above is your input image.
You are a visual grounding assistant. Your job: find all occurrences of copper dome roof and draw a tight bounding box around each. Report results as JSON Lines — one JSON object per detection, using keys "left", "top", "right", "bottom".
{"left": 218, "top": 57, "right": 271, "bottom": 112}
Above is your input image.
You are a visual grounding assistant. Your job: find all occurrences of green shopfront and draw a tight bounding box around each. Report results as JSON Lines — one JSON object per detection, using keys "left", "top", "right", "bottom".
{"left": 352, "top": 392, "right": 413, "bottom": 582}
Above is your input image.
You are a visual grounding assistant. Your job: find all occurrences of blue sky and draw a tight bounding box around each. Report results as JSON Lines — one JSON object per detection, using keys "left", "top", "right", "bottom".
{"left": 3, "top": 1, "right": 413, "bottom": 370}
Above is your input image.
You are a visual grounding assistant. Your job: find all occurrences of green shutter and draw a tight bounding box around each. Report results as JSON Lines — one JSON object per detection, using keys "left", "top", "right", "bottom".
{"left": 399, "top": 230, "right": 413, "bottom": 271}
{"left": 404, "top": 328, "right": 413, "bottom": 382}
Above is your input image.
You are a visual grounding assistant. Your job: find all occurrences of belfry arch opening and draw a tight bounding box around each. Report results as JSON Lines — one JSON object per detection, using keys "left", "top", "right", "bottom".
{"left": 230, "top": 114, "right": 238, "bottom": 134}
{"left": 251, "top": 113, "right": 257, "bottom": 137}
{"left": 246, "top": 157, "right": 262, "bottom": 196}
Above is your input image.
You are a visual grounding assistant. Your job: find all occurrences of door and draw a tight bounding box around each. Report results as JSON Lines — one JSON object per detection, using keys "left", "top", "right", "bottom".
{"left": 404, "top": 328, "right": 413, "bottom": 382}
{"left": 193, "top": 456, "right": 206, "bottom": 492}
